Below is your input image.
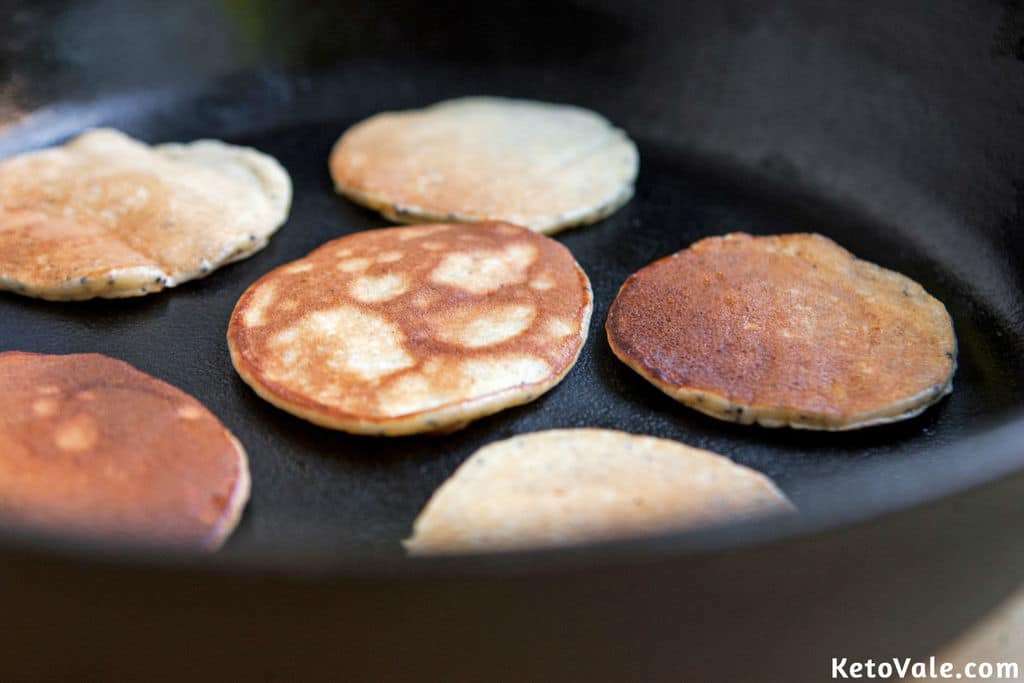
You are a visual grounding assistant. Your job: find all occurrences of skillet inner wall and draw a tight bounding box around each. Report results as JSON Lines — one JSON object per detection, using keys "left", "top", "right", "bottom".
{"left": 0, "top": 1, "right": 1022, "bottom": 562}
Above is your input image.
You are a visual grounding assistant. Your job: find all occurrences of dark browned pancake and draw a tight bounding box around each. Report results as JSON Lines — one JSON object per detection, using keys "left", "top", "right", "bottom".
{"left": 228, "top": 222, "right": 592, "bottom": 435}
{"left": 606, "top": 233, "right": 957, "bottom": 430}
{"left": 0, "top": 352, "right": 250, "bottom": 548}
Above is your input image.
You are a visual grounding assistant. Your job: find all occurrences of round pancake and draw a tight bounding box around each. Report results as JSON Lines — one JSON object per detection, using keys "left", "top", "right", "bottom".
{"left": 404, "top": 428, "right": 793, "bottom": 554}
{"left": 328, "top": 96, "right": 638, "bottom": 234}
{"left": 228, "top": 222, "right": 592, "bottom": 435}
{"left": 606, "top": 233, "right": 957, "bottom": 430}
{"left": 0, "top": 128, "right": 292, "bottom": 300}
{"left": 0, "top": 351, "right": 250, "bottom": 550}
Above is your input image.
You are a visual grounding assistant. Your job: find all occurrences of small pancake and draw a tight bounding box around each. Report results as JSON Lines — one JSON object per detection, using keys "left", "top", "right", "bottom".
{"left": 404, "top": 428, "right": 793, "bottom": 554}
{"left": 0, "top": 352, "right": 250, "bottom": 549}
{"left": 328, "top": 96, "right": 638, "bottom": 234}
{"left": 0, "top": 128, "right": 292, "bottom": 300}
{"left": 606, "top": 233, "right": 957, "bottom": 430}
{"left": 228, "top": 222, "right": 592, "bottom": 435}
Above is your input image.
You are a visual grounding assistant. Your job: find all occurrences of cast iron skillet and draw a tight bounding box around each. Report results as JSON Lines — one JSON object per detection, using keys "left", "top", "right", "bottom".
{"left": 1, "top": 1, "right": 1023, "bottom": 681}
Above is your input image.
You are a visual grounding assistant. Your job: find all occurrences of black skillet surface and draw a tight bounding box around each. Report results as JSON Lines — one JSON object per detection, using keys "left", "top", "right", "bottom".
{"left": 1, "top": 62, "right": 1022, "bottom": 562}
{"left": 2, "top": 1, "right": 1024, "bottom": 680}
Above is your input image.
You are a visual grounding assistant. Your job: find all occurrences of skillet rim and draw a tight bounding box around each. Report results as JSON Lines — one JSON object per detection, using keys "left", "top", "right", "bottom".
{"left": 0, "top": 72, "right": 1021, "bottom": 578}
{"left": 0, "top": 415, "right": 1020, "bottom": 578}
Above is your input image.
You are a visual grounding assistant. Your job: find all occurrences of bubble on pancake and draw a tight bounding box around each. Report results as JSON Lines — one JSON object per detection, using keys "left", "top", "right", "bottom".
{"left": 397, "top": 225, "right": 451, "bottom": 240}
{"left": 431, "top": 243, "right": 536, "bottom": 294}
{"left": 462, "top": 355, "right": 550, "bottom": 395}
{"left": 374, "top": 369, "right": 447, "bottom": 417}
{"left": 349, "top": 273, "right": 409, "bottom": 303}
{"left": 373, "top": 355, "right": 549, "bottom": 419}
{"left": 377, "top": 251, "right": 404, "bottom": 263}
{"left": 242, "top": 283, "right": 277, "bottom": 327}
{"left": 271, "top": 326, "right": 300, "bottom": 347}
{"left": 337, "top": 257, "right": 372, "bottom": 273}
{"left": 544, "top": 318, "right": 574, "bottom": 340}
{"left": 177, "top": 405, "right": 203, "bottom": 420}
{"left": 32, "top": 398, "right": 60, "bottom": 417}
{"left": 267, "top": 305, "right": 414, "bottom": 384}
{"left": 530, "top": 276, "right": 555, "bottom": 290}
{"left": 433, "top": 304, "right": 535, "bottom": 348}
{"left": 53, "top": 414, "right": 99, "bottom": 452}
{"left": 282, "top": 262, "right": 314, "bottom": 275}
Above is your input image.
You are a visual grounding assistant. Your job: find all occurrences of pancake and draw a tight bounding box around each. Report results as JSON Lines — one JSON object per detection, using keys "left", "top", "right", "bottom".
{"left": 0, "top": 128, "right": 292, "bottom": 300}
{"left": 606, "top": 233, "right": 957, "bottom": 430}
{"left": 0, "top": 352, "right": 250, "bottom": 549}
{"left": 328, "top": 96, "right": 638, "bottom": 234}
{"left": 228, "top": 221, "right": 592, "bottom": 435}
{"left": 404, "top": 428, "right": 793, "bottom": 554}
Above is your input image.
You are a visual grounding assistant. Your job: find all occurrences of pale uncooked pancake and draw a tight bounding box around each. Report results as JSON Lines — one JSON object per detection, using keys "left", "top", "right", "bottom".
{"left": 606, "top": 233, "right": 957, "bottom": 430}
{"left": 228, "top": 222, "right": 592, "bottom": 435}
{"left": 404, "top": 428, "right": 793, "bottom": 554}
{"left": 328, "top": 96, "right": 638, "bottom": 234}
{"left": 0, "top": 128, "right": 292, "bottom": 300}
{"left": 0, "top": 352, "right": 250, "bottom": 550}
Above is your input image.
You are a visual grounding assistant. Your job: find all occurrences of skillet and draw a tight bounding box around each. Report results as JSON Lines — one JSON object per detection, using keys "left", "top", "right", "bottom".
{"left": 1, "top": 1, "right": 1023, "bottom": 680}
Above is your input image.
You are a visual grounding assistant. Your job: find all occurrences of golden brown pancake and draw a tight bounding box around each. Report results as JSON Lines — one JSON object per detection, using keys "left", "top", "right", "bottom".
{"left": 328, "top": 97, "right": 638, "bottom": 234}
{"left": 228, "top": 222, "right": 592, "bottom": 435}
{"left": 404, "top": 428, "right": 793, "bottom": 554}
{"left": 606, "top": 233, "right": 957, "bottom": 430}
{"left": 0, "top": 352, "right": 250, "bottom": 549}
{"left": 0, "top": 128, "right": 291, "bottom": 300}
